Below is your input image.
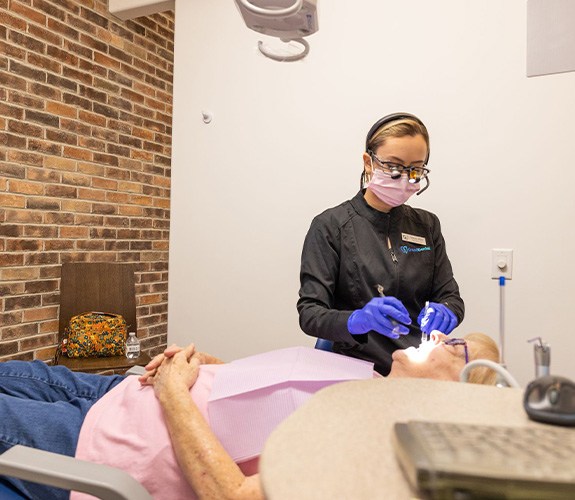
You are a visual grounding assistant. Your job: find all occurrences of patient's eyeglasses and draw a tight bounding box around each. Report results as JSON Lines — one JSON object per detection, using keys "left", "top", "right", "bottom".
{"left": 443, "top": 338, "right": 469, "bottom": 364}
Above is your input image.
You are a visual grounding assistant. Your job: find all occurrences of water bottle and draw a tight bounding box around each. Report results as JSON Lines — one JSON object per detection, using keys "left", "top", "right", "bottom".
{"left": 125, "top": 331, "right": 141, "bottom": 359}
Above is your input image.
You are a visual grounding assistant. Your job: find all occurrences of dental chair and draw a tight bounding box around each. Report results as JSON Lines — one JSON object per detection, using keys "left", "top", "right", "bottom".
{"left": 0, "top": 365, "right": 151, "bottom": 499}
{"left": 0, "top": 445, "right": 152, "bottom": 500}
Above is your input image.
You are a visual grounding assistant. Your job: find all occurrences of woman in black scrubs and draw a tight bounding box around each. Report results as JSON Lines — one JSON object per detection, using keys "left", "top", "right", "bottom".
{"left": 297, "top": 113, "right": 464, "bottom": 375}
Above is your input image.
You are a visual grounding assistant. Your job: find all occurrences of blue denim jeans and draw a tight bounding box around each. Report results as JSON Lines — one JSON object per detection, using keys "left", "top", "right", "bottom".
{"left": 0, "top": 360, "right": 124, "bottom": 499}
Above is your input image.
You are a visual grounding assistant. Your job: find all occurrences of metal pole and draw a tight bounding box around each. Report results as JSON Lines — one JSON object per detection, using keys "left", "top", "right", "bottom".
{"left": 499, "top": 276, "right": 505, "bottom": 366}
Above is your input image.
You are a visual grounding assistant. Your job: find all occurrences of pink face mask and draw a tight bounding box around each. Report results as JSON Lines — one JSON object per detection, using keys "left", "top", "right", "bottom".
{"left": 366, "top": 169, "right": 420, "bottom": 207}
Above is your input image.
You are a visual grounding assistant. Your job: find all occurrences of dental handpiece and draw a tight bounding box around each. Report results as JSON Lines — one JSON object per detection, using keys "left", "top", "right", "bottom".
{"left": 421, "top": 301, "right": 430, "bottom": 343}
{"left": 376, "top": 284, "right": 403, "bottom": 336}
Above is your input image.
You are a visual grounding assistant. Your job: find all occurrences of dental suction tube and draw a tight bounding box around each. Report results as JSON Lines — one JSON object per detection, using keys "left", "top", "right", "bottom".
{"left": 460, "top": 359, "right": 521, "bottom": 388}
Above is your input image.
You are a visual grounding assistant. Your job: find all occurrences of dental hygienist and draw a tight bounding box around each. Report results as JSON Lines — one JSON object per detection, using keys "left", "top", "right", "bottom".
{"left": 297, "top": 112, "right": 464, "bottom": 375}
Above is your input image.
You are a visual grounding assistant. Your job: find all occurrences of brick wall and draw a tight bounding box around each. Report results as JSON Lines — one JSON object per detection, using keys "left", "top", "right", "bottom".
{"left": 0, "top": 0, "right": 174, "bottom": 363}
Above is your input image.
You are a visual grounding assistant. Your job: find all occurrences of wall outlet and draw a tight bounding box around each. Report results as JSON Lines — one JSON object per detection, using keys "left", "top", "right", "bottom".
{"left": 491, "top": 249, "right": 513, "bottom": 279}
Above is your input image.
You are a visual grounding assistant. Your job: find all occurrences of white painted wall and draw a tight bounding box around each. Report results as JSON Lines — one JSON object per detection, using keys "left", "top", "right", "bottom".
{"left": 168, "top": 0, "right": 575, "bottom": 387}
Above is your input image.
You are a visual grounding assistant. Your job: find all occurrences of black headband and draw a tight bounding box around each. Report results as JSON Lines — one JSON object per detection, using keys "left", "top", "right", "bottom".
{"left": 365, "top": 112, "right": 427, "bottom": 155}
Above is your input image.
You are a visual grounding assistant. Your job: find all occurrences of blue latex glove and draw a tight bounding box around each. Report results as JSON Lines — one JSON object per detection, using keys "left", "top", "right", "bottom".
{"left": 347, "top": 297, "right": 411, "bottom": 339}
{"left": 417, "top": 302, "right": 458, "bottom": 335}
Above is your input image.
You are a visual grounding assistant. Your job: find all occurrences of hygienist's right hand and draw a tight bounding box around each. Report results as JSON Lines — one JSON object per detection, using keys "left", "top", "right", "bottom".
{"left": 347, "top": 297, "right": 411, "bottom": 339}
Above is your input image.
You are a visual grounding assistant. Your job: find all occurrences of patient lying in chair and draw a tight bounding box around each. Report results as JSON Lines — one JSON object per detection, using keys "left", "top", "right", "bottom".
{"left": 0, "top": 332, "right": 498, "bottom": 499}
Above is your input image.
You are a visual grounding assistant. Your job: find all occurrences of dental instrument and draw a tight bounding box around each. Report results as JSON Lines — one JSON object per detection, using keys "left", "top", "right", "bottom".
{"left": 528, "top": 337, "right": 551, "bottom": 378}
{"left": 376, "top": 284, "right": 404, "bottom": 336}
{"left": 420, "top": 301, "right": 431, "bottom": 343}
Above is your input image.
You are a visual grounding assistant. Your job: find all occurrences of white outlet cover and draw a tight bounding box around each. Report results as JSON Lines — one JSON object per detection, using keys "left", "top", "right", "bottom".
{"left": 491, "top": 249, "right": 513, "bottom": 279}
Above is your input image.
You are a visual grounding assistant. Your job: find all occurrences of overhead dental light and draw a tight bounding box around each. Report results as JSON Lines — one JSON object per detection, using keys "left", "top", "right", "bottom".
{"left": 234, "top": 0, "right": 319, "bottom": 62}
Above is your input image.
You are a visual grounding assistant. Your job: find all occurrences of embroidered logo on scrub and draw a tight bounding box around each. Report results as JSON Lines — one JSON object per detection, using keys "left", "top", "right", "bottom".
{"left": 400, "top": 245, "right": 431, "bottom": 254}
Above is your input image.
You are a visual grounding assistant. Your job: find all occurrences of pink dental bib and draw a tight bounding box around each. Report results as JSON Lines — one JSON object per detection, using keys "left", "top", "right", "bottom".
{"left": 208, "top": 346, "right": 374, "bottom": 462}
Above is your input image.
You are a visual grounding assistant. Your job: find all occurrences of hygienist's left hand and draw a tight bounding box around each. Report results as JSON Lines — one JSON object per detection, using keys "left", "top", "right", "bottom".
{"left": 417, "top": 302, "right": 458, "bottom": 335}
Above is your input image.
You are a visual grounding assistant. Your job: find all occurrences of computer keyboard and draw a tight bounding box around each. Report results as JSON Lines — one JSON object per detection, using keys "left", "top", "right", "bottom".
{"left": 392, "top": 420, "right": 575, "bottom": 499}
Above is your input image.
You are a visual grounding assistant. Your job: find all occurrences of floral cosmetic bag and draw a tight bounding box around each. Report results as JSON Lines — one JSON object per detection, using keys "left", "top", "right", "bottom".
{"left": 61, "top": 311, "right": 127, "bottom": 358}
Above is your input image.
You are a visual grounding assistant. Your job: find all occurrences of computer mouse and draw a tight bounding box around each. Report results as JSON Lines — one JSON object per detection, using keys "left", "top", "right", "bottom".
{"left": 524, "top": 375, "right": 575, "bottom": 426}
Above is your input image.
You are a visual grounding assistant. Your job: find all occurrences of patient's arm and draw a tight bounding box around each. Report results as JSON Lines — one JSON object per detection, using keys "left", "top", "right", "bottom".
{"left": 152, "top": 347, "right": 263, "bottom": 500}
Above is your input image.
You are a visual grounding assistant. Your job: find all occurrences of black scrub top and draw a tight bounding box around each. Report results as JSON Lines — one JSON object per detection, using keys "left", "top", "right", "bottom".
{"left": 297, "top": 191, "right": 464, "bottom": 375}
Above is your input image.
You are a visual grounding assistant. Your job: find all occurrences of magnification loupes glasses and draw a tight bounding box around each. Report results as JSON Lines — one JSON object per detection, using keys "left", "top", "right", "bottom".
{"left": 368, "top": 151, "right": 431, "bottom": 195}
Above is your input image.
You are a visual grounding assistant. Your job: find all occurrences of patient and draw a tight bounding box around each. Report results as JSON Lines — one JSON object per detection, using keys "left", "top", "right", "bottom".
{"left": 0, "top": 332, "right": 498, "bottom": 500}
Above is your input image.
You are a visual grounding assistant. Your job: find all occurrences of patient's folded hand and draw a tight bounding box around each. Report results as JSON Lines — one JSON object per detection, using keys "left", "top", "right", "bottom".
{"left": 139, "top": 344, "right": 224, "bottom": 386}
{"left": 145, "top": 343, "right": 192, "bottom": 370}
{"left": 152, "top": 345, "right": 201, "bottom": 399}
{"left": 139, "top": 344, "right": 190, "bottom": 385}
